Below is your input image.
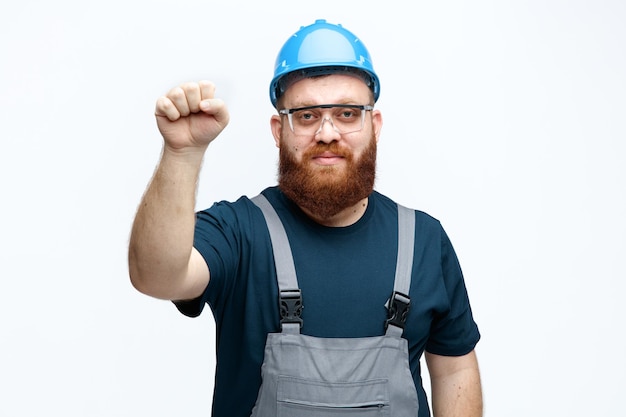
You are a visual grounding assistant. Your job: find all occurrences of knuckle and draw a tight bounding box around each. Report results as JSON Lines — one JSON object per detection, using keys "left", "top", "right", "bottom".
{"left": 168, "top": 86, "right": 185, "bottom": 100}
{"left": 180, "top": 82, "right": 198, "bottom": 93}
{"left": 157, "top": 98, "right": 180, "bottom": 121}
{"left": 199, "top": 80, "right": 215, "bottom": 97}
{"left": 155, "top": 97, "right": 170, "bottom": 112}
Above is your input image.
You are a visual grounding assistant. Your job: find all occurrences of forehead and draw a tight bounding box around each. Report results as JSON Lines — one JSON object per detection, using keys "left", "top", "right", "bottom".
{"left": 281, "top": 74, "right": 372, "bottom": 107}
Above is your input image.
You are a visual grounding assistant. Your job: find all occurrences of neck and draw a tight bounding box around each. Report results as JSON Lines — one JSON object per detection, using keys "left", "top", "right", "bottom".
{"left": 299, "top": 197, "right": 369, "bottom": 227}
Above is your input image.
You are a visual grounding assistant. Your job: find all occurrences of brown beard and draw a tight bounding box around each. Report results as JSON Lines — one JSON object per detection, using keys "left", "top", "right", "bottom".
{"left": 278, "top": 134, "right": 377, "bottom": 219}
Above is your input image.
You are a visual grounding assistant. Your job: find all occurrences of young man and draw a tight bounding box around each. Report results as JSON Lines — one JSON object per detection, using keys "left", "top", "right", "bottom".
{"left": 129, "top": 19, "right": 482, "bottom": 417}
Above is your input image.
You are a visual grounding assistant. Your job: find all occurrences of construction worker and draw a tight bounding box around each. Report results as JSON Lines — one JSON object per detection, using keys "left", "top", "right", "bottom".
{"left": 129, "top": 19, "right": 482, "bottom": 417}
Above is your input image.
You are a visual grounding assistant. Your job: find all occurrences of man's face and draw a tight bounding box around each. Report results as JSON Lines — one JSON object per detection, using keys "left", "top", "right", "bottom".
{"left": 270, "top": 74, "right": 383, "bottom": 220}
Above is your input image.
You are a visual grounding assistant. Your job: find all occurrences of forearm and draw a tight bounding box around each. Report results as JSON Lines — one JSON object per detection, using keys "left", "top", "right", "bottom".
{"left": 128, "top": 146, "right": 205, "bottom": 299}
{"left": 427, "top": 351, "right": 483, "bottom": 417}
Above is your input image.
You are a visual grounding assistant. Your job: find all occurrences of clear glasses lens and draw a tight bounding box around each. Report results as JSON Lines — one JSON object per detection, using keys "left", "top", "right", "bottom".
{"left": 282, "top": 105, "right": 372, "bottom": 135}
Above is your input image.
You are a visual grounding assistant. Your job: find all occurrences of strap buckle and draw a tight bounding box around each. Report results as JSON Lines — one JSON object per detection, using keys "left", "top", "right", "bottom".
{"left": 279, "top": 290, "right": 303, "bottom": 329}
{"left": 385, "top": 291, "right": 411, "bottom": 330}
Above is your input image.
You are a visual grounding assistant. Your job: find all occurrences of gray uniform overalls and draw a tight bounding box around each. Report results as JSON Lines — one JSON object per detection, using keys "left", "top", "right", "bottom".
{"left": 250, "top": 195, "right": 420, "bottom": 416}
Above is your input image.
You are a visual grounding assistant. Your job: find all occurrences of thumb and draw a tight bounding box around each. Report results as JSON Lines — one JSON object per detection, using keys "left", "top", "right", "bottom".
{"left": 199, "top": 98, "right": 229, "bottom": 125}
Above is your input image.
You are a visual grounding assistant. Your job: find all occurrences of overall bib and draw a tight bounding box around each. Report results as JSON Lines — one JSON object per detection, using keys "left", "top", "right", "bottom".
{"left": 250, "top": 195, "right": 420, "bottom": 416}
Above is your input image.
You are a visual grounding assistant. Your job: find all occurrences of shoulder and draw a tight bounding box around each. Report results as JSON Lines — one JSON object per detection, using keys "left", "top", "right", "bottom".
{"left": 193, "top": 190, "right": 281, "bottom": 254}
{"left": 371, "top": 191, "right": 443, "bottom": 230}
{"left": 196, "top": 187, "right": 281, "bottom": 224}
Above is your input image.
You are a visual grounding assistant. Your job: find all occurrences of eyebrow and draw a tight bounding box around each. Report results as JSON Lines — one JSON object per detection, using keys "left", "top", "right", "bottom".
{"left": 281, "top": 104, "right": 371, "bottom": 113}
{"left": 285, "top": 99, "right": 362, "bottom": 109}
{"left": 290, "top": 98, "right": 360, "bottom": 108}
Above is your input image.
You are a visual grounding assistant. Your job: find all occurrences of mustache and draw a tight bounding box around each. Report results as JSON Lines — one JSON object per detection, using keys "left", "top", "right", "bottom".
{"left": 304, "top": 142, "right": 352, "bottom": 159}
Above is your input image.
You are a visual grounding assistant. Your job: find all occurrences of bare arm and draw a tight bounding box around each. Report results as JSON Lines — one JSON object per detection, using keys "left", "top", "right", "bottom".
{"left": 128, "top": 81, "right": 229, "bottom": 301}
{"left": 425, "top": 350, "right": 483, "bottom": 417}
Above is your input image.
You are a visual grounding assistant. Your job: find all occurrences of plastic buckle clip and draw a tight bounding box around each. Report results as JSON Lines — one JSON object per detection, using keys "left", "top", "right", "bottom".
{"left": 279, "top": 290, "right": 303, "bottom": 329}
{"left": 385, "top": 291, "right": 411, "bottom": 330}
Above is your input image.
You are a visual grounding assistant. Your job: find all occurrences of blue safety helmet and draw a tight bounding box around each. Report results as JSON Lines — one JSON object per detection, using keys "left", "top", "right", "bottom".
{"left": 269, "top": 19, "right": 380, "bottom": 108}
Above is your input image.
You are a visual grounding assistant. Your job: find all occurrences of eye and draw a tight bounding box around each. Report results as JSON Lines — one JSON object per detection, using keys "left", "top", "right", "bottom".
{"left": 293, "top": 110, "right": 319, "bottom": 124}
{"left": 336, "top": 108, "right": 361, "bottom": 120}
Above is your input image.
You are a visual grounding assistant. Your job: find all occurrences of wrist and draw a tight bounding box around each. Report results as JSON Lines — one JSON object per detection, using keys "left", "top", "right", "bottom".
{"left": 161, "top": 143, "right": 208, "bottom": 165}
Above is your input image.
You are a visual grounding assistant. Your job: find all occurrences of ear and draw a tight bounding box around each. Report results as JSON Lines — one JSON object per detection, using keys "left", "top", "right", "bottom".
{"left": 371, "top": 109, "right": 383, "bottom": 143}
{"left": 270, "top": 114, "right": 282, "bottom": 148}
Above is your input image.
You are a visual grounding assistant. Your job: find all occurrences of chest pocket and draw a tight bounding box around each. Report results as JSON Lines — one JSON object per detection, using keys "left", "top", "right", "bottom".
{"left": 250, "top": 194, "right": 419, "bottom": 417}
{"left": 278, "top": 376, "right": 389, "bottom": 416}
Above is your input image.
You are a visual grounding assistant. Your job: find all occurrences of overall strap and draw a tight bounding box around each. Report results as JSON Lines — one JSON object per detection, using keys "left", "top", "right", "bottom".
{"left": 252, "top": 194, "right": 416, "bottom": 337}
{"left": 385, "top": 204, "right": 416, "bottom": 337}
{"left": 251, "top": 194, "right": 302, "bottom": 334}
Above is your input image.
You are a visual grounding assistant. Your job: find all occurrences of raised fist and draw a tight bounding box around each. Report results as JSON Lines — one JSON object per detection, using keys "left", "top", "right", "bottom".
{"left": 155, "top": 80, "right": 230, "bottom": 150}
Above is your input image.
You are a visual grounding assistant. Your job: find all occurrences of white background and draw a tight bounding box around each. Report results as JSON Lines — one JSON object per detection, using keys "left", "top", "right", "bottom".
{"left": 1, "top": 1, "right": 624, "bottom": 416}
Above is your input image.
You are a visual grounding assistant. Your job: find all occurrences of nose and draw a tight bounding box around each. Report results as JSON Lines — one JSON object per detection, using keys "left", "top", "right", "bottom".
{"left": 315, "top": 117, "right": 341, "bottom": 142}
